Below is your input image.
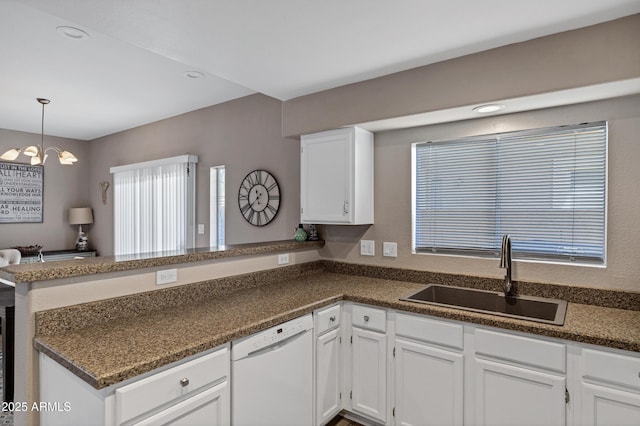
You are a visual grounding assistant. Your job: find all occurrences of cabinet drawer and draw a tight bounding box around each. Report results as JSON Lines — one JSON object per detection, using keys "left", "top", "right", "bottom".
{"left": 352, "top": 304, "right": 386, "bottom": 333}
{"left": 316, "top": 303, "right": 341, "bottom": 335}
{"left": 475, "top": 328, "right": 565, "bottom": 373}
{"left": 115, "top": 345, "right": 229, "bottom": 424}
{"left": 582, "top": 348, "right": 640, "bottom": 391}
{"left": 396, "top": 312, "right": 463, "bottom": 350}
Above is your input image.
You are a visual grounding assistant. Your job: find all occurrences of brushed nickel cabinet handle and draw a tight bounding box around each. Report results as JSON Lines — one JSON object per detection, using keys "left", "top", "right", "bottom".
{"left": 329, "top": 316, "right": 336, "bottom": 322}
{"left": 364, "top": 315, "right": 369, "bottom": 322}
{"left": 180, "top": 378, "right": 190, "bottom": 387}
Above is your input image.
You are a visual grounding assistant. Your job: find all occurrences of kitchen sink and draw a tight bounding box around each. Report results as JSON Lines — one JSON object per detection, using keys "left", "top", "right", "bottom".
{"left": 400, "top": 284, "right": 567, "bottom": 325}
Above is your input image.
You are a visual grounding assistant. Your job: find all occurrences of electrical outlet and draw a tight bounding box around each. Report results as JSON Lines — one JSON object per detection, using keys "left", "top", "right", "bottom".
{"left": 383, "top": 242, "right": 398, "bottom": 257}
{"left": 360, "top": 240, "right": 375, "bottom": 256}
{"left": 198, "top": 224, "right": 205, "bottom": 234}
{"left": 278, "top": 253, "right": 290, "bottom": 265}
{"left": 156, "top": 269, "right": 177, "bottom": 285}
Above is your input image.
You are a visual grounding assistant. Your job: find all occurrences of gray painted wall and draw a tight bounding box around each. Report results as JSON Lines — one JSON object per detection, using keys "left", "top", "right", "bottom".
{"left": 282, "top": 14, "right": 640, "bottom": 137}
{"left": 1, "top": 16, "right": 638, "bottom": 293}
{"left": 0, "top": 129, "right": 90, "bottom": 250}
{"left": 320, "top": 95, "right": 640, "bottom": 291}
{"left": 1, "top": 95, "right": 300, "bottom": 256}
{"left": 87, "top": 94, "right": 300, "bottom": 256}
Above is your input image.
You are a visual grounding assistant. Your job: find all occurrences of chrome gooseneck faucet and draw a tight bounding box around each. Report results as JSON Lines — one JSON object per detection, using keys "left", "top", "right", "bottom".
{"left": 499, "top": 234, "right": 514, "bottom": 296}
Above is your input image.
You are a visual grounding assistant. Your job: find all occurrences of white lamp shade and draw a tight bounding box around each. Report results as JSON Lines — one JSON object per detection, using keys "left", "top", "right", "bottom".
{"left": 0, "top": 148, "right": 21, "bottom": 160}
{"left": 1, "top": 99, "right": 78, "bottom": 167}
{"left": 23, "top": 146, "right": 39, "bottom": 157}
{"left": 59, "top": 150, "right": 78, "bottom": 164}
{"left": 69, "top": 207, "right": 94, "bottom": 225}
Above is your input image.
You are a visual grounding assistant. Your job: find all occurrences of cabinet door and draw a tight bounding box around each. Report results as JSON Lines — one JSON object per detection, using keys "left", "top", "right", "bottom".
{"left": 133, "top": 380, "right": 229, "bottom": 426}
{"left": 474, "top": 358, "right": 566, "bottom": 426}
{"left": 580, "top": 382, "right": 640, "bottom": 426}
{"left": 395, "top": 338, "right": 463, "bottom": 426}
{"left": 316, "top": 328, "right": 342, "bottom": 425}
{"left": 578, "top": 346, "right": 640, "bottom": 426}
{"left": 301, "top": 130, "right": 352, "bottom": 224}
{"left": 351, "top": 326, "right": 387, "bottom": 423}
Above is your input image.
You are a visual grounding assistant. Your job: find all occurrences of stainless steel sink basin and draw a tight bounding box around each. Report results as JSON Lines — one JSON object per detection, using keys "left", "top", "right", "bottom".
{"left": 400, "top": 284, "right": 567, "bottom": 325}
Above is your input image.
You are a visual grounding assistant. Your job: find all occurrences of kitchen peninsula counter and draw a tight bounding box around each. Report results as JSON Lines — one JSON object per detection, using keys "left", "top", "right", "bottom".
{"left": 33, "top": 264, "right": 640, "bottom": 390}
{"left": 0, "top": 240, "right": 324, "bottom": 284}
{"left": 1, "top": 239, "right": 331, "bottom": 426}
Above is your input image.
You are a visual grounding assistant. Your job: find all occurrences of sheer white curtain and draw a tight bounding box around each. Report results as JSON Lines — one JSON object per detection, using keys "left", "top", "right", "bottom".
{"left": 111, "top": 155, "right": 197, "bottom": 256}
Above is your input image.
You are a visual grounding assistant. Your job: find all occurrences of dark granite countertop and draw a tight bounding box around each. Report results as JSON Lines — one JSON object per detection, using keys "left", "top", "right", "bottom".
{"left": 0, "top": 240, "right": 324, "bottom": 283}
{"left": 33, "top": 266, "right": 640, "bottom": 390}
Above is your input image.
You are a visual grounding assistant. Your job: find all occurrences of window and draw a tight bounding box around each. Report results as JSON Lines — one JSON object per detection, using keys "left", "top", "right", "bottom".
{"left": 210, "top": 165, "right": 225, "bottom": 247}
{"left": 110, "top": 155, "right": 197, "bottom": 256}
{"left": 412, "top": 122, "right": 607, "bottom": 265}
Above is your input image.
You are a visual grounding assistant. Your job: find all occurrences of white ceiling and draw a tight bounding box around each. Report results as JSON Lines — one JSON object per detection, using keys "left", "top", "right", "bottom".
{"left": 1, "top": 0, "right": 639, "bottom": 141}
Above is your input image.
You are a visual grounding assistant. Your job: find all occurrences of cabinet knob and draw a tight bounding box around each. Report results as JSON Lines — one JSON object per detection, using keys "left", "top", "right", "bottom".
{"left": 364, "top": 315, "right": 369, "bottom": 322}
{"left": 329, "top": 316, "right": 336, "bottom": 322}
{"left": 180, "top": 378, "right": 190, "bottom": 387}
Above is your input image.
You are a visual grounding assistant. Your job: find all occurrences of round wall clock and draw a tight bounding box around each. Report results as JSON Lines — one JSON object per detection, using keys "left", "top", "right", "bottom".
{"left": 238, "top": 169, "right": 281, "bottom": 226}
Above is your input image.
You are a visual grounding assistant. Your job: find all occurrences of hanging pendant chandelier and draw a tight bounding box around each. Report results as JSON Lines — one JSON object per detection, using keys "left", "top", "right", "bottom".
{"left": 1, "top": 98, "right": 78, "bottom": 165}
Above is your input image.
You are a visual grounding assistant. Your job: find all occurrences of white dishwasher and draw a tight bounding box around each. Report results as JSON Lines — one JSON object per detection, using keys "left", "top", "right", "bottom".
{"left": 231, "top": 313, "right": 313, "bottom": 426}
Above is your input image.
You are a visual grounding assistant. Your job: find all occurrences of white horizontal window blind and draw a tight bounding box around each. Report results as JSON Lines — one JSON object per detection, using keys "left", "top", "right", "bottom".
{"left": 413, "top": 122, "right": 607, "bottom": 264}
{"left": 111, "top": 155, "right": 197, "bottom": 256}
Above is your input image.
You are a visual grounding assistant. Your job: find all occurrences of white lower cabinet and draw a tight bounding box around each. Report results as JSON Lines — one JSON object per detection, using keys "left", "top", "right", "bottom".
{"left": 472, "top": 327, "right": 567, "bottom": 426}
{"left": 576, "top": 346, "right": 640, "bottom": 426}
{"left": 39, "top": 344, "right": 230, "bottom": 426}
{"left": 580, "top": 383, "right": 640, "bottom": 425}
{"left": 394, "top": 312, "right": 464, "bottom": 426}
{"left": 351, "top": 326, "right": 387, "bottom": 422}
{"left": 39, "top": 303, "right": 640, "bottom": 426}
{"left": 346, "top": 303, "right": 388, "bottom": 424}
{"left": 315, "top": 304, "right": 344, "bottom": 426}
{"left": 131, "top": 382, "right": 228, "bottom": 426}
{"left": 473, "top": 358, "right": 566, "bottom": 426}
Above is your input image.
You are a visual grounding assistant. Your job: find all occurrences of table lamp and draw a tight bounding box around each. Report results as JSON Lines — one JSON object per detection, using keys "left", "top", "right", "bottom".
{"left": 69, "top": 207, "right": 94, "bottom": 251}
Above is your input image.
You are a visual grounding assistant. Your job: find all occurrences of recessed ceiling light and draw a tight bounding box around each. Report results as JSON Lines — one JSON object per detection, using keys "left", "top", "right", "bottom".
{"left": 473, "top": 104, "right": 506, "bottom": 114}
{"left": 56, "top": 26, "right": 90, "bottom": 40}
{"left": 184, "top": 71, "right": 205, "bottom": 79}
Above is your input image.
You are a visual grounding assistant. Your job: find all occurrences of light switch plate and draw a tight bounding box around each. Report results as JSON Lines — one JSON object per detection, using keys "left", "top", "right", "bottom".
{"left": 383, "top": 242, "right": 398, "bottom": 257}
{"left": 156, "top": 269, "right": 178, "bottom": 285}
{"left": 360, "top": 240, "right": 375, "bottom": 256}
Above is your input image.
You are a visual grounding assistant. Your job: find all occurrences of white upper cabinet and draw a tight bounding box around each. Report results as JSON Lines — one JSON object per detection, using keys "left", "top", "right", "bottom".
{"left": 300, "top": 127, "right": 374, "bottom": 224}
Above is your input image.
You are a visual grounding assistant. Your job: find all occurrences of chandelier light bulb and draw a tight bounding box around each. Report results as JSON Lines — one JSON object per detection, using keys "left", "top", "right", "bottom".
{"left": 0, "top": 98, "right": 78, "bottom": 166}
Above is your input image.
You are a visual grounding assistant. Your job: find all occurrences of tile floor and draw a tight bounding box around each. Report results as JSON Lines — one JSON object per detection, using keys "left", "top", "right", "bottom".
{"left": 327, "top": 415, "right": 365, "bottom": 426}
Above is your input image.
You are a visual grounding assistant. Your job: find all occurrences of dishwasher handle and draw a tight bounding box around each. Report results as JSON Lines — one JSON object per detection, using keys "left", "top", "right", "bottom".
{"left": 243, "top": 329, "right": 309, "bottom": 359}
{"left": 231, "top": 313, "right": 313, "bottom": 361}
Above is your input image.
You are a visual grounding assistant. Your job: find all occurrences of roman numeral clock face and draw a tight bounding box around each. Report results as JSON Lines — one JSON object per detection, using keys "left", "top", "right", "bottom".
{"left": 238, "top": 170, "right": 281, "bottom": 226}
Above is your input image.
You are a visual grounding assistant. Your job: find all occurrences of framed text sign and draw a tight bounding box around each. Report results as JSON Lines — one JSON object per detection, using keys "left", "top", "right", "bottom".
{"left": 0, "top": 161, "right": 44, "bottom": 223}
